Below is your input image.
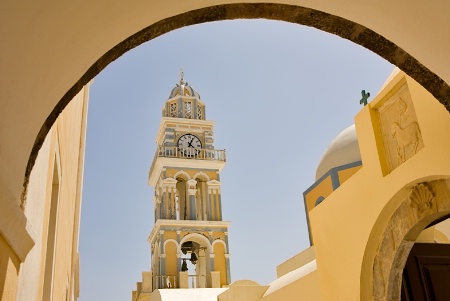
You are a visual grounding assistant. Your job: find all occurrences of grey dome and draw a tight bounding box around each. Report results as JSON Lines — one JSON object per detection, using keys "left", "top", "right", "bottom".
{"left": 169, "top": 83, "right": 201, "bottom": 99}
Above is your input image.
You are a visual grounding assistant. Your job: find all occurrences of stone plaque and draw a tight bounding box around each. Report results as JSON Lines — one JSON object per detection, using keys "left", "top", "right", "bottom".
{"left": 377, "top": 84, "right": 423, "bottom": 172}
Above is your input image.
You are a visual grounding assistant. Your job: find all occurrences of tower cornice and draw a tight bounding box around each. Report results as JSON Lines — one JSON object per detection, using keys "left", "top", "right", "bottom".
{"left": 148, "top": 219, "right": 231, "bottom": 244}
{"left": 149, "top": 157, "right": 226, "bottom": 186}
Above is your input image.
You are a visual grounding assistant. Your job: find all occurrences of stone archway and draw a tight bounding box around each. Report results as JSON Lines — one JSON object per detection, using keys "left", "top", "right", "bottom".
{"left": 22, "top": 3, "right": 450, "bottom": 204}
{"left": 371, "top": 179, "right": 450, "bottom": 301}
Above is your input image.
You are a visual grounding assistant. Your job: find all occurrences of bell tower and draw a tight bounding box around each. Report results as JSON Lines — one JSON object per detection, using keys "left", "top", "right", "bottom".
{"left": 147, "top": 71, "right": 231, "bottom": 291}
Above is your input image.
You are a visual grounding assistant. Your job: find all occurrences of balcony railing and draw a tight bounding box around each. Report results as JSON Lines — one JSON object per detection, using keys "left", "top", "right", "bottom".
{"left": 152, "top": 274, "right": 210, "bottom": 290}
{"left": 150, "top": 146, "right": 226, "bottom": 177}
{"left": 155, "top": 146, "right": 225, "bottom": 161}
{"left": 153, "top": 275, "right": 179, "bottom": 290}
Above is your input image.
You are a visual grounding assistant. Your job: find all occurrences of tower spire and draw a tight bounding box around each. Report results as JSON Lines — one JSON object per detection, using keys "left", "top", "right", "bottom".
{"left": 180, "top": 67, "right": 185, "bottom": 85}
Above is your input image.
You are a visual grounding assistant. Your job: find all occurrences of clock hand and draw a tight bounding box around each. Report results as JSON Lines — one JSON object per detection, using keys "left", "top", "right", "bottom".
{"left": 188, "top": 138, "right": 194, "bottom": 148}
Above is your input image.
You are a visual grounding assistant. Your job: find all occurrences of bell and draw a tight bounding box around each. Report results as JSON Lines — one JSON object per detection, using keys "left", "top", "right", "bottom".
{"left": 190, "top": 252, "right": 198, "bottom": 265}
{"left": 181, "top": 259, "right": 188, "bottom": 271}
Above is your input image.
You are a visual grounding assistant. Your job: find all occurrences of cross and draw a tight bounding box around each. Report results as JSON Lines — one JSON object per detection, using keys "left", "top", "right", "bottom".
{"left": 360, "top": 90, "right": 370, "bottom": 106}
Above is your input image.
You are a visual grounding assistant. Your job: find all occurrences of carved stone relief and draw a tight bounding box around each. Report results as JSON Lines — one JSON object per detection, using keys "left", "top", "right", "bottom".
{"left": 377, "top": 84, "right": 424, "bottom": 172}
{"left": 409, "top": 183, "right": 436, "bottom": 220}
{"left": 371, "top": 179, "right": 450, "bottom": 301}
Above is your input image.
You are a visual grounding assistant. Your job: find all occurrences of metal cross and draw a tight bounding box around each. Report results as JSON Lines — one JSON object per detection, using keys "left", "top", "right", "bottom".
{"left": 360, "top": 90, "right": 370, "bottom": 106}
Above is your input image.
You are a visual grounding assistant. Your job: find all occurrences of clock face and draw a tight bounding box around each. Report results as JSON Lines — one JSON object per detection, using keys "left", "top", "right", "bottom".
{"left": 177, "top": 134, "right": 202, "bottom": 156}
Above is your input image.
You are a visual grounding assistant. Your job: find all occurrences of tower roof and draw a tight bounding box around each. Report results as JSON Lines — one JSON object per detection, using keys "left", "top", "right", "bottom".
{"left": 169, "top": 83, "right": 201, "bottom": 99}
{"left": 162, "top": 70, "right": 205, "bottom": 120}
{"left": 168, "top": 69, "right": 201, "bottom": 99}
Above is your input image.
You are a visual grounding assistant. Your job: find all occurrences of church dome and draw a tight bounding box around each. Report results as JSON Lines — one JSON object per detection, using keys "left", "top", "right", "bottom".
{"left": 315, "top": 124, "right": 361, "bottom": 180}
{"left": 168, "top": 83, "right": 201, "bottom": 99}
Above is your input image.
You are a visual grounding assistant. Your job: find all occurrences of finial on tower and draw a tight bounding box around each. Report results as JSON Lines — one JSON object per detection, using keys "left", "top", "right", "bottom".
{"left": 180, "top": 67, "right": 185, "bottom": 85}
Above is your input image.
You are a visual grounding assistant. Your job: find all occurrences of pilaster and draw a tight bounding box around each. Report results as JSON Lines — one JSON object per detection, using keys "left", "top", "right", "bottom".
{"left": 210, "top": 271, "right": 221, "bottom": 288}
{"left": 187, "top": 179, "right": 197, "bottom": 220}
{"left": 225, "top": 253, "right": 231, "bottom": 285}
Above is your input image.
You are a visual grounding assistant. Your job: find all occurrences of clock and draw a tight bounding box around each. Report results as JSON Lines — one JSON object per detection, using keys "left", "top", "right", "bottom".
{"left": 177, "top": 133, "right": 202, "bottom": 156}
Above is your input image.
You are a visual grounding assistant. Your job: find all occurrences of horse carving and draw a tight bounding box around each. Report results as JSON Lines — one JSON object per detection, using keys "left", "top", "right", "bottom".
{"left": 391, "top": 122, "right": 421, "bottom": 163}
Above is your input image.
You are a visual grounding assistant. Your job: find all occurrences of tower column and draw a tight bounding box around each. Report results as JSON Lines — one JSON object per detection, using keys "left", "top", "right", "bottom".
{"left": 224, "top": 232, "right": 229, "bottom": 254}
{"left": 207, "top": 181, "right": 221, "bottom": 221}
{"left": 159, "top": 230, "right": 165, "bottom": 289}
{"left": 207, "top": 188, "right": 212, "bottom": 221}
{"left": 161, "top": 178, "right": 178, "bottom": 220}
{"left": 176, "top": 231, "right": 181, "bottom": 272}
{"left": 154, "top": 194, "right": 161, "bottom": 220}
{"left": 187, "top": 179, "right": 197, "bottom": 220}
{"left": 193, "top": 98, "right": 198, "bottom": 119}
{"left": 209, "top": 253, "right": 215, "bottom": 271}
{"left": 225, "top": 254, "right": 231, "bottom": 284}
{"left": 217, "top": 192, "right": 223, "bottom": 221}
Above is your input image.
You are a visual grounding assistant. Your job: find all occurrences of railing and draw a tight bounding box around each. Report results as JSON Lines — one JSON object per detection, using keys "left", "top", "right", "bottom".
{"left": 149, "top": 146, "right": 226, "bottom": 177}
{"left": 188, "top": 274, "right": 208, "bottom": 288}
{"left": 153, "top": 275, "right": 178, "bottom": 290}
{"left": 156, "top": 146, "right": 226, "bottom": 161}
{"left": 152, "top": 274, "right": 211, "bottom": 290}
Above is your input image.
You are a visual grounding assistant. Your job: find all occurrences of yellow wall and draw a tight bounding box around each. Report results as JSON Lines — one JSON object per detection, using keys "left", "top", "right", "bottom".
{"left": 164, "top": 231, "right": 177, "bottom": 241}
{"left": 212, "top": 232, "right": 225, "bottom": 241}
{"left": 303, "top": 176, "right": 333, "bottom": 242}
{"left": 308, "top": 71, "right": 450, "bottom": 300}
{"left": 304, "top": 176, "right": 333, "bottom": 212}
{"left": 13, "top": 86, "right": 89, "bottom": 301}
{"left": 0, "top": 235, "right": 20, "bottom": 301}
{"left": 165, "top": 242, "right": 178, "bottom": 276}
{"left": 214, "top": 243, "right": 227, "bottom": 287}
{"left": 337, "top": 165, "right": 362, "bottom": 184}
{"left": 276, "top": 247, "right": 315, "bottom": 278}
{"left": 261, "top": 271, "right": 320, "bottom": 301}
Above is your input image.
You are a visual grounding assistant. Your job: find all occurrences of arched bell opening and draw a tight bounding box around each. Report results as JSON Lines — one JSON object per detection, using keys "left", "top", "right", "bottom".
{"left": 180, "top": 240, "right": 211, "bottom": 288}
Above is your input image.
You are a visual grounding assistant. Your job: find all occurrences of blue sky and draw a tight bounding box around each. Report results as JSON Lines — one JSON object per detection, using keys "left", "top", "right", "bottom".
{"left": 79, "top": 19, "right": 394, "bottom": 300}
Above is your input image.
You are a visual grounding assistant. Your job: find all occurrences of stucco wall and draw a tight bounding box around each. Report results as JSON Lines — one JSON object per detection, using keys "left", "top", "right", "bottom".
{"left": 309, "top": 71, "right": 450, "bottom": 300}
{"left": 14, "top": 86, "right": 89, "bottom": 301}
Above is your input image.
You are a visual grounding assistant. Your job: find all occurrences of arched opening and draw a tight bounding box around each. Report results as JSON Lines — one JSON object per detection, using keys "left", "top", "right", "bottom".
{"left": 365, "top": 179, "right": 450, "bottom": 301}
{"left": 180, "top": 234, "right": 213, "bottom": 288}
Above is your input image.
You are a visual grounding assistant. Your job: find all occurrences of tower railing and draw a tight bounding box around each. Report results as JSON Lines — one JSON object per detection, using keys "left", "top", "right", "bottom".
{"left": 153, "top": 275, "right": 178, "bottom": 290}
{"left": 149, "top": 146, "right": 226, "bottom": 176}
{"left": 151, "top": 274, "right": 212, "bottom": 290}
{"left": 157, "top": 146, "right": 226, "bottom": 161}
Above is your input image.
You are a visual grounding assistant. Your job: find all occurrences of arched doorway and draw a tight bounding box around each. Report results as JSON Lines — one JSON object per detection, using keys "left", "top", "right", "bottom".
{"left": 367, "top": 179, "right": 450, "bottom": 300}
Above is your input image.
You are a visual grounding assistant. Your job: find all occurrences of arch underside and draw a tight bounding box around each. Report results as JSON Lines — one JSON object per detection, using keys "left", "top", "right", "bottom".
{"left": 23, "top": 3, "right": 450, "bottom": 202}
